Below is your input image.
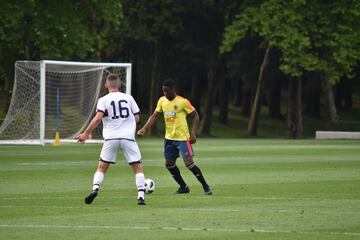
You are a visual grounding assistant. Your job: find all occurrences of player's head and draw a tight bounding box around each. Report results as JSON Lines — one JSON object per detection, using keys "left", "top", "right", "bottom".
{"left": 162, "top": 79, "right": 176, "bottom": 100}
{"left": 105, "top": 74, "right": 121, "bottom": 91}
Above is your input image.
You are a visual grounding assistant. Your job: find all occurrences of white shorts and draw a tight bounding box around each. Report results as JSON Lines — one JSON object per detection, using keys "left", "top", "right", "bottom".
{"left": 100, "top": 139, "right": 141, "bottom": 164}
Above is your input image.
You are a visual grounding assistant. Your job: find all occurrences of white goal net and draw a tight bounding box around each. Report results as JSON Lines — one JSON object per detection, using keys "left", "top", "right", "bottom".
{"left": 0, "top": 60, "right": 131, "bottom": 145}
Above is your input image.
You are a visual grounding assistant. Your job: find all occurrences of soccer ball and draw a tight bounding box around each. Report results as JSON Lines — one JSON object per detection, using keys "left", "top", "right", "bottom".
{"left": 144, "top": 178, "right": 155, "bottom": 194}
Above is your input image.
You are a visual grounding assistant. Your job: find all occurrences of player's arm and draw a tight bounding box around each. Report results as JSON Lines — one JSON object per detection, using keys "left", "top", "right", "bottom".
{"left": 77, "top": 111, "right": 104, "bottom": 143}
{"left": 137, "top": 110, "right": 160, "bottom": 137}
{"left": 134, "top": 113, "right": 140, "bottom": 124}
{"left": 188, "top": 109, "right": 199, "bottom": 144}
{"left": 130, "top": 96, "right": 141, "bottom": 124}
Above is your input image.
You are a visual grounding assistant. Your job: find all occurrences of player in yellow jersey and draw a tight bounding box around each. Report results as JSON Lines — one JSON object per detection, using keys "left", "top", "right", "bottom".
{"left": 137, "top": 79, "right": 212, "bottom": 195}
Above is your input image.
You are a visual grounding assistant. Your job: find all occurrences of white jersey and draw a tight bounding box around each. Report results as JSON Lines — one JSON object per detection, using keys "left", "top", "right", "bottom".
{"left": 96, "top": 92, "right": 140, "bottom": 140}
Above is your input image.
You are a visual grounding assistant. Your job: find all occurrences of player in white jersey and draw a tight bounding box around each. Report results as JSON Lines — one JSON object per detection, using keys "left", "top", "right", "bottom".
{"left": 77, "top": 73, "right": 146, "bottom": 205}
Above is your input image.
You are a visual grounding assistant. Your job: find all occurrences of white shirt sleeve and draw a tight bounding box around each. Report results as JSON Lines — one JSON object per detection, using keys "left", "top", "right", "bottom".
{"left": 96, "top": 97, "right": 106, "bottom": 113}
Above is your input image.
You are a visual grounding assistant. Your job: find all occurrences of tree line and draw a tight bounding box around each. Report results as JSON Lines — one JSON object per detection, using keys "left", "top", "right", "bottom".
{"left": 1, "top": 0, "right": 359, "bottom": 138}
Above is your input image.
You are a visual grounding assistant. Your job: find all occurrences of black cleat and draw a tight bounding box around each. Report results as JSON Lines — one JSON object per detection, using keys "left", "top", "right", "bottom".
{"left": 204, "top": 186, "right": 213, "bottom": 195}
{"left": 85, "top": 189, "right": 98, "bottom": 204}
{"left": 175, "top": 185, "right": 190, "bottom": 194}
{"left": 137, "top": 197, "right": 146, "bottom": 205}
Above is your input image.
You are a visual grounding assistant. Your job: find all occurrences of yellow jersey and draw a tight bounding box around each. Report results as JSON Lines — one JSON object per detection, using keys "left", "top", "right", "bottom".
{"left": 155, "top": 95, "right": 195, "bottom": 140}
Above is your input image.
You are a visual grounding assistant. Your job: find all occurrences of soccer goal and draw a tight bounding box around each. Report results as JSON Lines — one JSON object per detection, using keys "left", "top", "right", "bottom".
{"left": 0, "top": 60, "right": 132, "bottom": 145}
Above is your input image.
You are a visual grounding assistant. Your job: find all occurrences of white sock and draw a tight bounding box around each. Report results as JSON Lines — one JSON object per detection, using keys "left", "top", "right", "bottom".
{"left": 135, "top": 173, "right": 145, "bottom": 199}
{"left": 93, "top": 171, "right": 104, "bottom": 190}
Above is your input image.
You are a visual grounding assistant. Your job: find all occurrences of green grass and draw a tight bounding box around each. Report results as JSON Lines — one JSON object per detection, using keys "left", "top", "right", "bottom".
{"left": 0, "top": 139, "right": 360, "bottom": 240}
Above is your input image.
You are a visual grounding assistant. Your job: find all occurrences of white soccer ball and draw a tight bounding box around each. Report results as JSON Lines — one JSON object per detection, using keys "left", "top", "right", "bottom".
{"left": 144, "top": 178, "right": 155, "bottom": 194}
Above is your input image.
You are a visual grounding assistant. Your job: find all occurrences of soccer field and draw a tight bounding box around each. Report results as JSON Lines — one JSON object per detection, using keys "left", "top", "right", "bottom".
{"left": 0, "top": 139, "right": 359, "bottom": 240}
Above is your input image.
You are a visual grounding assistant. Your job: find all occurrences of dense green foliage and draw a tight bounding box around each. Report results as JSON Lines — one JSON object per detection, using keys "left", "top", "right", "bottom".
{"left": 0, "top": 0, "right": 360, "bottom": 138}
{"left": 0, "top": 0, "right": 122, "bottom": 60}
{"left": 0, "top": 139, "right": 359, "bottom": 239}
{"left": 221, "top": 0, "right": 360, "bottom": 83}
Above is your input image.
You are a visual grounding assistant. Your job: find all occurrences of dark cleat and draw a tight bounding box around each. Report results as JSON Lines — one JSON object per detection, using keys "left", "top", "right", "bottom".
{"left": 85, "top": 189, "right": 98, "bottom": 204}
{"left": 204, "top": 187, "right": 213, "bottom": 195}
{"left": 175, "top": 185, "right": 190, "bottom": 194}
{"left": 137, "top": 197, "right": 146, "bottom": 205}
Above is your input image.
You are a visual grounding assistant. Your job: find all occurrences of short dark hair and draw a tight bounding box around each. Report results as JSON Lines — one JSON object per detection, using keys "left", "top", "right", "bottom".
{"left": 106, "top": 73, "right": 121, "bottom": 88}
{"left": 162, "top": 79, "right": 175, "bottom": 88}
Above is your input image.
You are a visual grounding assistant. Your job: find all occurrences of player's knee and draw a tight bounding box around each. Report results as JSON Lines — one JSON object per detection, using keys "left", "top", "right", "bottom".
{"left": 131, "top": 162, "right": 143, "bottom": 173}
{"left": 97, "top": 160, "right": 110, "bottom": 173}
{"left": 165, "top": 163, "right": 175, "bottom": 169}
{"left": 185, "top": 161, "right": 194, "bottom": 168}
{"left": 165, "top": 159, "right": 176, "bottom": 168}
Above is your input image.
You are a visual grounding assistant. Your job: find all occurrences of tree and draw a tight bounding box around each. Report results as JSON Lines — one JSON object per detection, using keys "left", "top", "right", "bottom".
{"left": 247, "top": 44, "right": 272, "bottom": 135}
{"left": 303, "top": 72, "right": 321, "bottom": 118}
{"left": 193, "top": 0, "right": 236, "bottom": 135}
{"left": 0, "top": 0, "right": 122, "bottom": 111}
{"left": 221, "top": 0, "right": 360, "bottom": 137}
{"left": 265, "top": 48, "right": 285, "bottom": 120}
{"left": 287, "top": 76, "right": 303, "bottom": 138}
{"left": 121, "top": 0, "right": 183, "bottom": 135}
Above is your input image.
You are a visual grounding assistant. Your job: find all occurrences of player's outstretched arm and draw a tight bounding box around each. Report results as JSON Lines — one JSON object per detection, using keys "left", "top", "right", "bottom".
{"left": 137, "top": 110, "right": 160, "bottom": 137}
{"left": 77, "top": 112, "right": 103, "bottom": 143}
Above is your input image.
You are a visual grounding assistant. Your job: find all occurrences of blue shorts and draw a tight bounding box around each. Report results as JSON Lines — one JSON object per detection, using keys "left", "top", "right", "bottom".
{"left": 164, "top": 139, "right": 194, "bottom": 160}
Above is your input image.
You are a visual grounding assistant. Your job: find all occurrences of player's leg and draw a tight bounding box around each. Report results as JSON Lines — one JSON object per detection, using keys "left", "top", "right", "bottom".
{"left": 121, "top": 140, "right": 146, "bottom": 205}
{"left": 93, "top": 160, "right": 111, "bottom": 190}
{"left": 166, "top": 159, "right": 189, "bottom": 194}
{"left": 179, "top": 141, "right": 212, "bottom": 195}
{"left": 185, "top": 157, "right": 212, "bottom": 195}
{"left": 85, "top": 160, "right": 111, "bottom": 204}
{"left": 130, "top": 162, "right": 146, "bottom": 205}
{"left": 85, "top": 140, "right": 118, "bottom": 204}
{"left": 164, "top": 140, "right": 189, "bottom": 193}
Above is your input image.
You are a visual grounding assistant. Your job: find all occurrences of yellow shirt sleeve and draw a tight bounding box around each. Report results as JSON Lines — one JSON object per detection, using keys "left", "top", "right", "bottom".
{"left": 155, "top": 97, "right": 164, "bottom": 112}
{"left": 183, "top": 98, "right": 195, "bottom": 114}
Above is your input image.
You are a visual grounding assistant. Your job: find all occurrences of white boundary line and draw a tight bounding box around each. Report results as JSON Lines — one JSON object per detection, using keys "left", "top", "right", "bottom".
{"left": 0, "top": 224, "right": 359, "bottom": 236}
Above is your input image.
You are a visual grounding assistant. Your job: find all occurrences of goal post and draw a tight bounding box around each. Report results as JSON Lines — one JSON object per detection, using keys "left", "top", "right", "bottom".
{"left": 0, "top": 60, "right": 132, "bottom": 145}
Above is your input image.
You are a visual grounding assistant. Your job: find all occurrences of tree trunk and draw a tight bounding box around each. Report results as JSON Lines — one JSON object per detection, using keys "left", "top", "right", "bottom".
{"left": 3, "top": 76, "right": 11, "bottom": 113}
{"left": 129, "top": 48, "right": 138, "bottom": 99}
{"left": 321, "top": 72, "right": 337, "bottom": 121}
{"left": 233, "top": 78, "right": 242, "bottom": 106}
{"left": 218, "top": 59, "right": 228, "bottom": 124}
{"left": 247, "top": 45, "right": 272, "bottom": 136}
{"left": 287, "top": 76, "right": 303, "bottom": 139}
{"left": 149, "top": 43, "right": 161, "bottom": 135}
{"left": 335, "top": 78, "right": 352, "bottom": 110}
{"left": 268, "top": 86, "right": 282, "bottom": 119}
{"left": 241, "top": 88, "right": 252, "bottom": 116}
{"left": 199, "top": 53, "right": 220, "bottom": 135}
{"left": 190, "top": 70, "right": 202, "bottom": 118}
{"left": 304, "top": 72, "right": 321, "bottom": 118}
{"left": 343, "top": 78, "right": 353, "bottom": 109}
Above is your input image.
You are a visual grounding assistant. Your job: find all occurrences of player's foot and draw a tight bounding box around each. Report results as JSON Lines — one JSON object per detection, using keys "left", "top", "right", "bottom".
{"left": 175, "top": 185, "right": 190, "bottom": 194}
{"left": 137, "top": 197, "right": 146, "bottom": 205}
{"left": 85, "top": 189, "right": 98, "bottom": 204}
{"left": 204, "top": 186, "right": 213, "bottom": 195}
